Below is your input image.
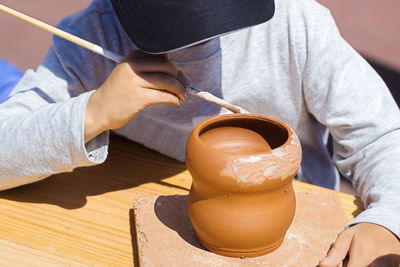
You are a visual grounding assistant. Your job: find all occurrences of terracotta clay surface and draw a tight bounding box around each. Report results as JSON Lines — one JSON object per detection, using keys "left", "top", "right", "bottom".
{"left": 133, "top": 191, "right": 347, "bottom": 266}
{"left": 200, "top": 126, "right": 271, "bottom": 154}
{"left": 185, "top": 114, "right": 302, "bottom": 257}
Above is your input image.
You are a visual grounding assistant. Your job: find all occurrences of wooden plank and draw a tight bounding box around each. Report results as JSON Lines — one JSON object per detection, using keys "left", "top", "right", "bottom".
{"left": 0, "top": 193, "right": 134, "bottom": 266}
{"left": 0, "top": 239, "right": 88, "bottom": 266}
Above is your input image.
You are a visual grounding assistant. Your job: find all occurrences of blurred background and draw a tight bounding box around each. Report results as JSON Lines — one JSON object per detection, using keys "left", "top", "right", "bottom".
{"left": 321, "top": 0, "right": 400, "bottom": 107}
{"left": 0, "top": 0, "right": 91, "bottom": 71}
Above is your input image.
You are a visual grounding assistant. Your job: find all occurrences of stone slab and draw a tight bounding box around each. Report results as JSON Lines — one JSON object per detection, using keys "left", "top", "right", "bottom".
{"left": 133, "top": 191, "right": 348, "bottom": 266}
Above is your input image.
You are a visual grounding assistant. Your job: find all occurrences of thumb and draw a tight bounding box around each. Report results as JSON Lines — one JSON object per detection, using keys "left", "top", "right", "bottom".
{"left": 144, "top": 89, "right": 181, "bottom": 106}
{"left": 319, "top": 230, "right": 353, "bottom": 267}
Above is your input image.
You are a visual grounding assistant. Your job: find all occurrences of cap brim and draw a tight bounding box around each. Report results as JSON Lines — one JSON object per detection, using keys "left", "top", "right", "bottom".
{"left": 111, "top": 0, "right": 275, "bottom": 54}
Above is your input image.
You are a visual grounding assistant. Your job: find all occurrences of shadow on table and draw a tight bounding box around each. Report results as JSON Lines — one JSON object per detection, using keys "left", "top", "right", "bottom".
{"left": 351, "top": 197, "right": 364, "bottom": 219}
{"left": 153, "top": 195, "right": 206, "bottom": 251}
{"left": 129, "top": 208, "right": 141, "bottom": 267}
{"left": 129, "top": 195, "right": 207, "bottom": 267}
{"left": 0, "top": 134, "right": 188, "bottom": 209}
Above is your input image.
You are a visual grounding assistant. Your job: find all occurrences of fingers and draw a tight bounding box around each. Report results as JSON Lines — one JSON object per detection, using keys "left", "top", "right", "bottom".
{"left": 141, "top": 88, "right": 181, "bottom": 107}
{"left": 138, "top": 72, "right": 186, "bottom": 101}
{"left": 319, "top": 230, "right": 354, "bottom": 267}
{"left": 122, "top": 50, "right": 189, "bottom": 101}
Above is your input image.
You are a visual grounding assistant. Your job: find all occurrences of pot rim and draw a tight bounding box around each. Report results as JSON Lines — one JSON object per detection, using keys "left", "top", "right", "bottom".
{"left": 186, "top": 114, "right": 302, "bottom": 191}
{"left": 191, "top": 114, "right": 294, "bottom": 154}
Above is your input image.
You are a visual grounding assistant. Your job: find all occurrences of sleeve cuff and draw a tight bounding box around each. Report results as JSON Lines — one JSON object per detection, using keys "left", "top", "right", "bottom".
{"left": 346, "top": 205, "right": 400, "bottom": 239}
{"left": 72, "top": 90, "right": 109, "bottom": 166}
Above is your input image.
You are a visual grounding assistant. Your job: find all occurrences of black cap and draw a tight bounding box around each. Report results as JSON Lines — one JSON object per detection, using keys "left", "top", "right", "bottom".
{"left": 111, "top": 0, "right": 275, "bottom": 54}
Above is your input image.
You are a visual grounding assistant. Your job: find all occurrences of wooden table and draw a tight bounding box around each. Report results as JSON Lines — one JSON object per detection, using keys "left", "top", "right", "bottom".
{"left": 0, "top": 134, "right": 364, "bottom": 266}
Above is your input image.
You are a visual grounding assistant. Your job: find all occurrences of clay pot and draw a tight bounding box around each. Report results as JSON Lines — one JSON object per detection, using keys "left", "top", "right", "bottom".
{"left": 186, "top": 114, "right": 302, "bottom": 258}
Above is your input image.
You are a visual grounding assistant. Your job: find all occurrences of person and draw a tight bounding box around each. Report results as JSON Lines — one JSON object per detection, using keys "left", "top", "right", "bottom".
{"left": 0, "top": 58, "right": 22, "bottom": 103}
{"left": 0, "top": 0, "right": 399, "bottom": 265}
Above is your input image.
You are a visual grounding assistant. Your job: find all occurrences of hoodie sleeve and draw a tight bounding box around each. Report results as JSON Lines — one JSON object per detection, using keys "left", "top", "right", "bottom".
{"left": 299, "top": 0, "right": 400, "bottom": 237}
{"left": 0, "top": 5, "right": 116, "bottom": 191}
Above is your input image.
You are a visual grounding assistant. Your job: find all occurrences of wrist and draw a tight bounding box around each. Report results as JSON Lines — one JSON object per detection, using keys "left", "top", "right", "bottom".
{"left": 84, "top": 90, "right": 109, "bottom": 143}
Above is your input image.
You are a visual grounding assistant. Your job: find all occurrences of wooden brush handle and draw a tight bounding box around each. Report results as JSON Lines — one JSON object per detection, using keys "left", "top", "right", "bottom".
{"left": 186, "top": 87, "right": 241, "bottom": 114}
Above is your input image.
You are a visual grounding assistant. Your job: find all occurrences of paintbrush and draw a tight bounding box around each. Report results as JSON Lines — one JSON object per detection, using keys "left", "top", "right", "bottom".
{"left": 0, "top": 4, "right": 241, "bottom": 114}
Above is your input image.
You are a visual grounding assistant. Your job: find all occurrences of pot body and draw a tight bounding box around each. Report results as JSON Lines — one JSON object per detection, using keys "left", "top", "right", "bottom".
{"left": 186, "top": 114, "right": 302, "bottom": 257}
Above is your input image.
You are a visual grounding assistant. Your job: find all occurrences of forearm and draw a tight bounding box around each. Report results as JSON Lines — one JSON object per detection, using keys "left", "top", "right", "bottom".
{"left": 338, "top": 130, "right": 400, "bottom": 238}
{"left": 299, "top": 3, "right": 400, "bottom": 238}
{"left": 0, "top": 92, "right": 108, "bottom": 191}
